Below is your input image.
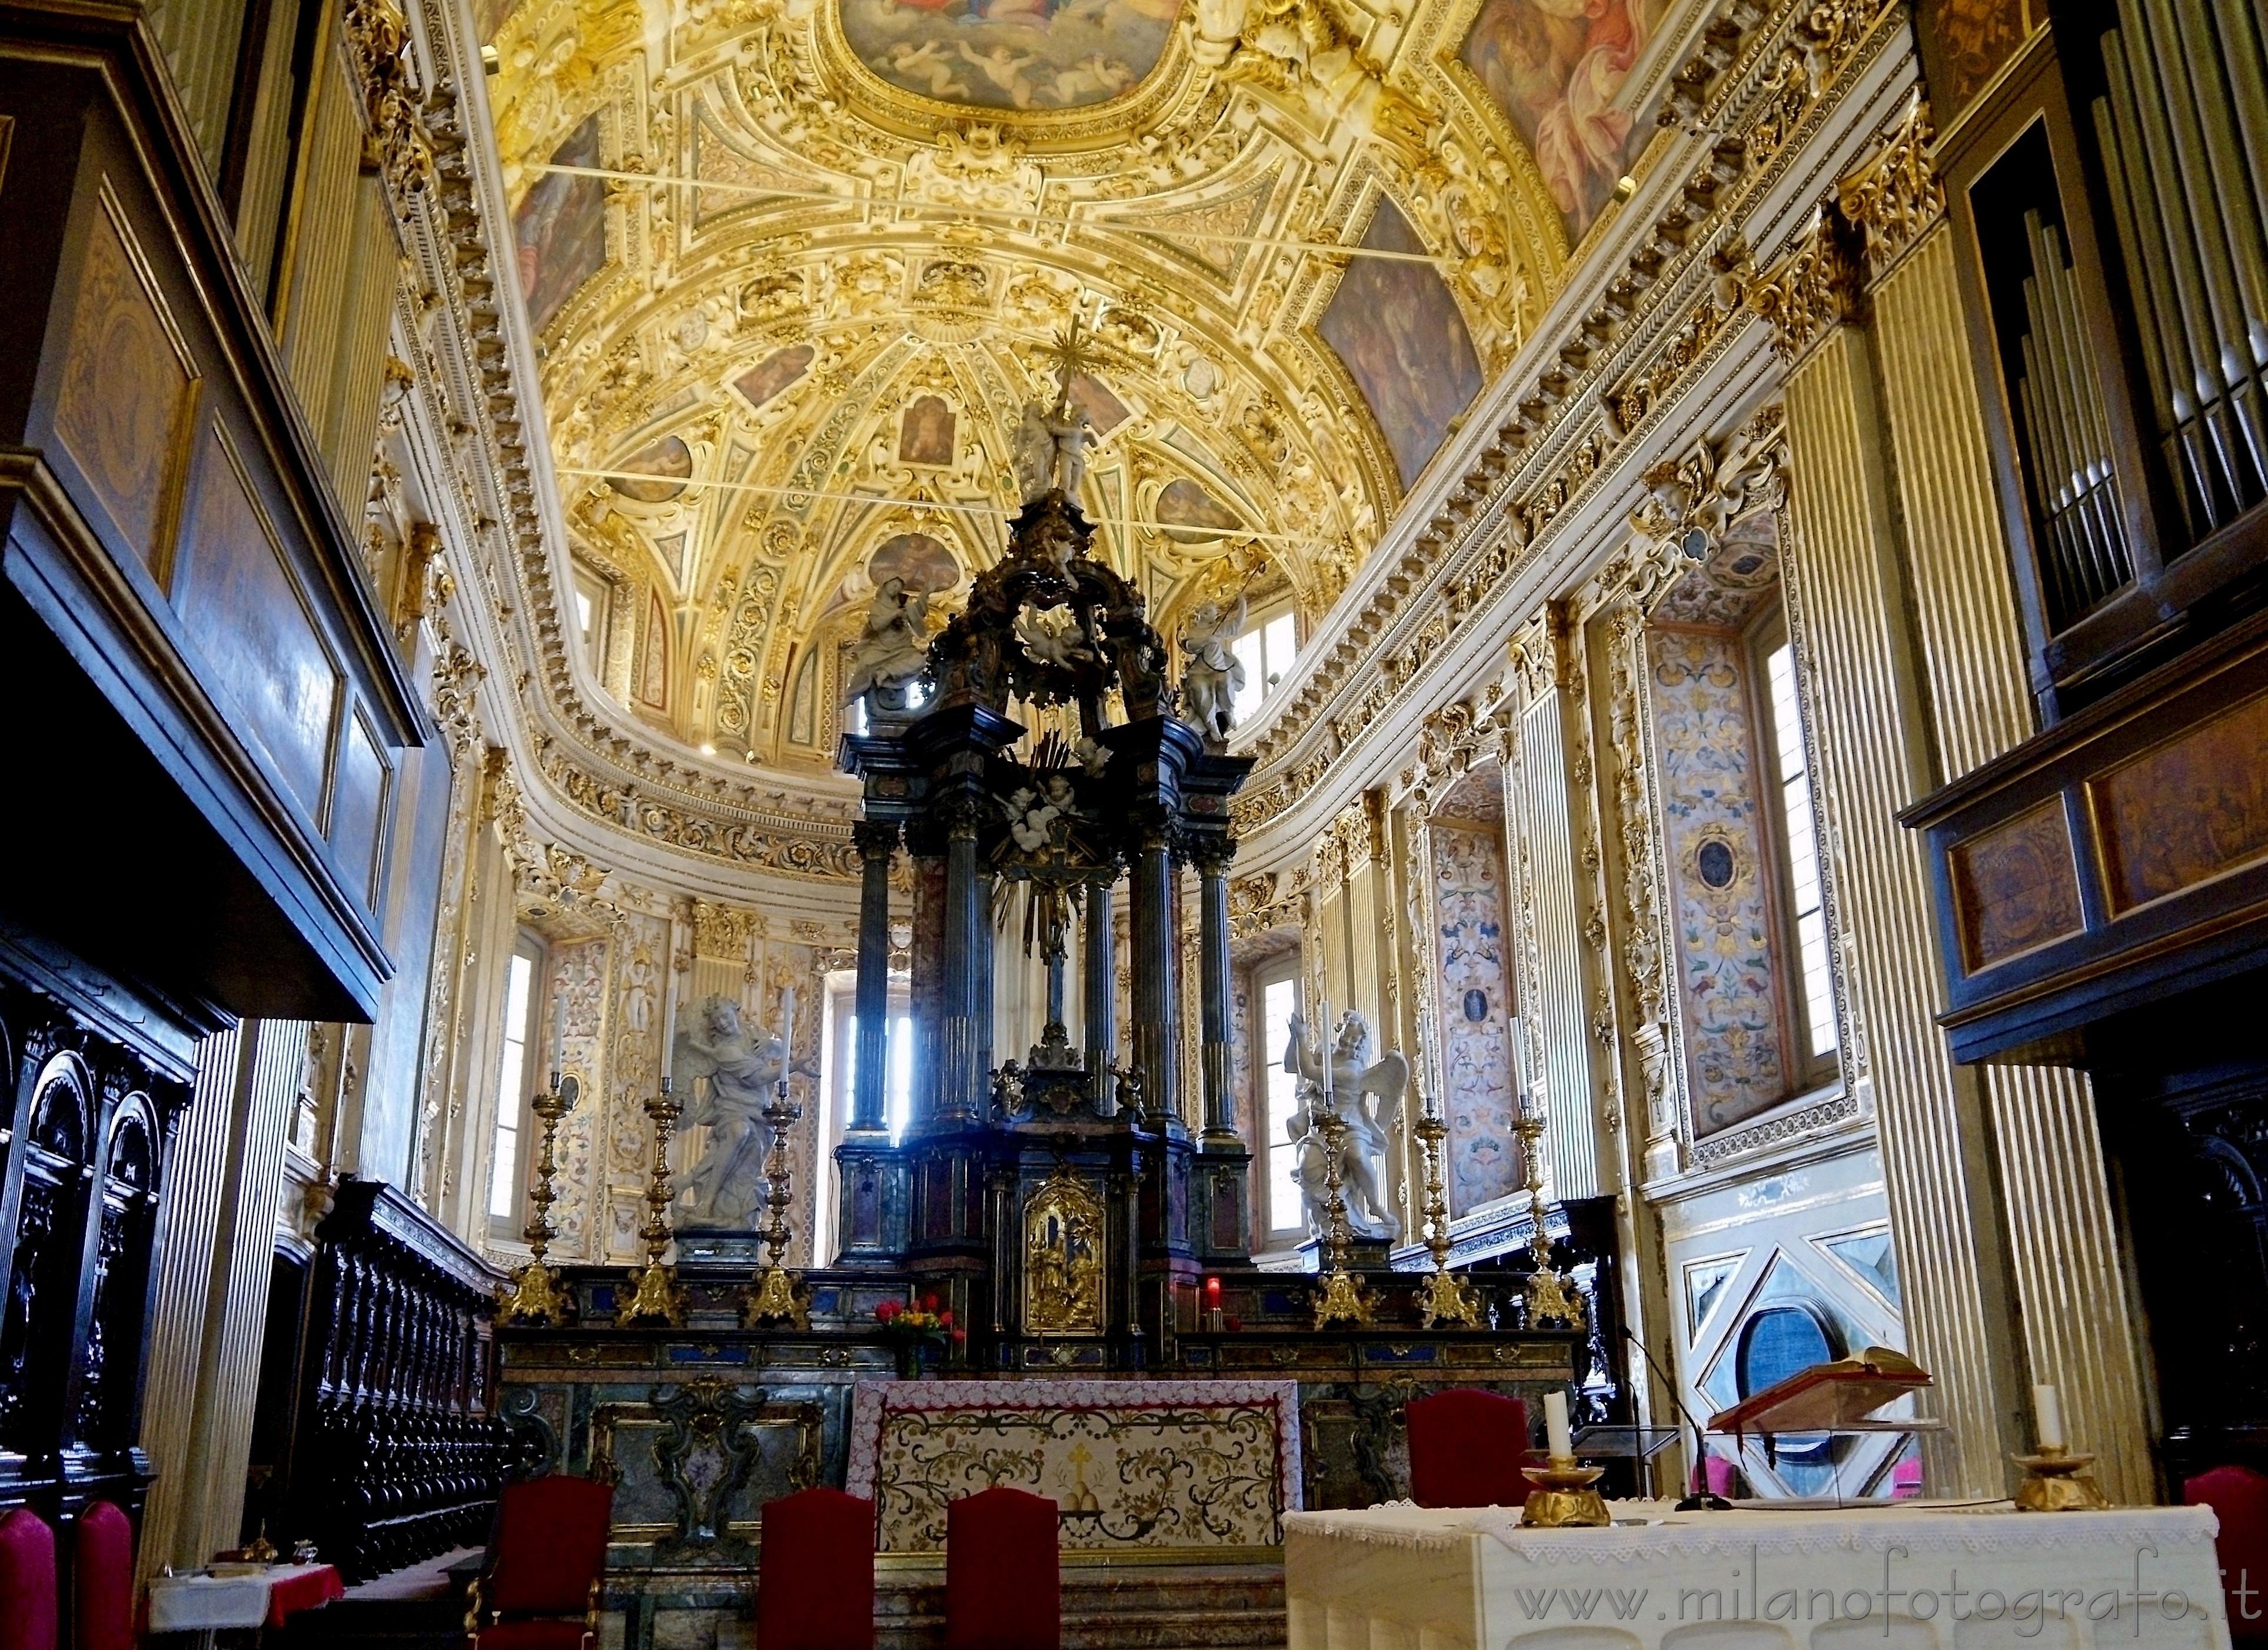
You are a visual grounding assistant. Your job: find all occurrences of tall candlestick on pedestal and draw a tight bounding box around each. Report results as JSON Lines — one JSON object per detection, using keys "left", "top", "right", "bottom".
{"left": 1413, "top": 1092, "right": 1481, "bottom": 1328}
{"left": 500, "top": 1070, "right": 580, "bottom": 1326}
{"left": 743, "top": 1072, "right": 809, "bottom": 1328}
{"left": 1514, "top": 1108, "right": 1582, "bottom": 1329}
{"left": 618, "top": 1077, "right": 687, "bottom": 1326}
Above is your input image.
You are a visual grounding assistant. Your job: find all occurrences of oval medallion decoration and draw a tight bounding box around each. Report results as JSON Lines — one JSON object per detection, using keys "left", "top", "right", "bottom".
{"left": 1695, "top": 837, "right": 1738, "bottom": 890}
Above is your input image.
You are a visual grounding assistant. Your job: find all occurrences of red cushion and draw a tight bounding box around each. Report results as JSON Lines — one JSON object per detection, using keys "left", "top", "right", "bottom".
{"left": 1407, "top": 1389, "right": 1532, "bottom": 1508}
{"left": 945, "top": 1487, "right": 1058, "bottom": 1650}
{"left": 0, "top": 1508, "right": 56, "bottom": 1650}
{"left": 71, "top": 1502, "right": 131, "bottom": 1650}
{"left": 2186, "top": 1465, "right": 2268, "bottom": 1642}
{"left": 474, "top": 1621, "right": 594, "bottom": 1650}
{"left": 759, "top": 1488, "right": 874, "bottom": 1650}
{"left": 488, "top": 1476, "right": 613, "bottom": 1616}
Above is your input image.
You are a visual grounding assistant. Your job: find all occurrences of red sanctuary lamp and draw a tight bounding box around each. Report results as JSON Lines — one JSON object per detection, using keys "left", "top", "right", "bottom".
{"left": 1204, "top": 1275, "right": 1224, "bottom": 1332}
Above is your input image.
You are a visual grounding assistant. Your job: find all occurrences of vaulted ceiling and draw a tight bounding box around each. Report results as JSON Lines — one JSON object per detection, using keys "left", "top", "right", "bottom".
{"left": 482, "top": 0, "right": 1674, "bottom": 770}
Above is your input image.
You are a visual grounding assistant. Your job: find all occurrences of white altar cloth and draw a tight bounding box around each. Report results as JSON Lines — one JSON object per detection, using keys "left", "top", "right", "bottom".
{"left": 1285, "top": 1502, "right": 2230, "bottom": 1650}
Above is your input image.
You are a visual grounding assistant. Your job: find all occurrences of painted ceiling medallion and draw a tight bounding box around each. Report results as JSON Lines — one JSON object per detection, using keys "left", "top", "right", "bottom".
{"left": 837, "top": 0, "right": 1184, "bottom": 112}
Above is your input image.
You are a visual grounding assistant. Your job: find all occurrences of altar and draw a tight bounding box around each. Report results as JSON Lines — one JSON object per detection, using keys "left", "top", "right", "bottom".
{"left": 1283, "top": 1503, "right": 2232, "bottom": 1650}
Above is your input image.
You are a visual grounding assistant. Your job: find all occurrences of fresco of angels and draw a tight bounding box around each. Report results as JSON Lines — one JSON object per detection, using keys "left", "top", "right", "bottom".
{"left": 840, "top": 0, "right": 1182, "bottom": 111}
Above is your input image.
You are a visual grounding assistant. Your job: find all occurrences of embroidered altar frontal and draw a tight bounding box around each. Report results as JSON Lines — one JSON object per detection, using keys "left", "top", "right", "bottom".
{"left": 845, "top": 1378, "right": 1302, "bottom": 1556}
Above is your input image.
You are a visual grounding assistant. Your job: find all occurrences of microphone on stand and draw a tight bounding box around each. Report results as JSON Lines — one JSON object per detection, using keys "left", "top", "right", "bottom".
{"left": 1620, "top": 1325, "right": 1734, "bottom": 1511}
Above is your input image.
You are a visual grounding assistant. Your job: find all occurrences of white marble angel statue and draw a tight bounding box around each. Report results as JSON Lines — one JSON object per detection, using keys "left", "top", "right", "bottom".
{"left": 1179, "top": 597, "right": 1246, "bottom": 742}
{"left": 843, "top": 575, "right": 930, "bottom": 708}
{"left": 1011, "top": 398, "right": 1093, "bottom": 504}
{"left": 673, "top": 994, "right": 784, "bottom": 1229}
{"left": 1282, "top": 1008, "right": 1408, "bottom": 1240}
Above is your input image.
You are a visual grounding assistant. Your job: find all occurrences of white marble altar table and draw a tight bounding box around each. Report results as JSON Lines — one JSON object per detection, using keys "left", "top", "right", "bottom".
{"left": 1285, "top": 1501, "right": 2229, "bottom": 1650}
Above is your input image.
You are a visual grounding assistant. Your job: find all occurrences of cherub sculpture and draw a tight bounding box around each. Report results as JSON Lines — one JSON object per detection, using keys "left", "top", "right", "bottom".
{"left": 1282, "top": 1009, "right": 1409, "bottom": 1240}
{"left": 672, "top": 996, "right": 786, "bottom": 1229}
{"left": 1015, "top": 606, "right": 1098, "bottom": 672}
{"left": 843, "top": 575, "right": 930, "bottom": 709}
{"left": 1179, "top": 596, "right": 1247, "bottom": 742}
{"left": 999, "top": 784, "right": 1065, "bottom": 855}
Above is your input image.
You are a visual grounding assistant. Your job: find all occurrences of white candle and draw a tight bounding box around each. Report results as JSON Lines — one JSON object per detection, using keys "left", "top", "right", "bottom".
{"left": 660, "top": 997, "right": 676, "bottom": 1085}
{"left": 2033, "top": 1382, "right": 2064, "bottom": 1451}
{"left": 1320, "top": 997, "right": 1333, "bottom": 1100}
{"left": 781, "top": 986, "right": 796, "bottom": 1054}
{"left": 552, "top": 990, "right": 567, "bottom": 1075}
{"left": 1545, "top": 1390, "right": 1573, "bottom": 1462}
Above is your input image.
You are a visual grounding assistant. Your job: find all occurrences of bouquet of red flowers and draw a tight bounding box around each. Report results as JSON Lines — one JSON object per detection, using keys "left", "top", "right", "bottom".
{"left": 874, "top": 1293, "right": 966, "bottom": 1375}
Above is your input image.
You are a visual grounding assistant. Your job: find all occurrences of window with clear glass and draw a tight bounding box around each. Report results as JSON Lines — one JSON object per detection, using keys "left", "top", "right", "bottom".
{"left": 1757, "top": 631, "right": 1838, "bottom": 1071}
{"left": 488, "top": 939, "right": 547, "bottom": 1230}
{"left": 1231, "top": 608, "right": 1299, "bottom": 727}
{"left": 1256, "top": 960, "right": 1305, "bottom": 1242}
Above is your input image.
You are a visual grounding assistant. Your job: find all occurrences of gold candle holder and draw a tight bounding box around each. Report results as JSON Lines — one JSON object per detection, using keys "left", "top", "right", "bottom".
{"left": 618, "top": 1079, "right": 687, "bottom": 1327}
{"left": 1514, "top": 1109, "right": 1582, "bottom": 1329}
{"left": 1312, "top": 1102, "right": 1372, "bottom": 1327}
{"left": 2011, "top": 1445, "right": 2111, "bottom": 1511}
{"left": 1412, "top": 1097, "right": 1481, "bottom": 1329}
{"left": 1519, "top": 1455, "right": 1612, "bottom": 1527}
{"left": 500, "top": 1073, "right": 580, "bottom": 1326}
{"left": 743, "top": 1076, "right": 809, "bottom": 1328}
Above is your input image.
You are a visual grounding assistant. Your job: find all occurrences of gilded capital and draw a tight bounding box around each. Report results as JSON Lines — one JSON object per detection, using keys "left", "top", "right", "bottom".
{"left": 1837, "top": 95, "right": 1946, "bottom": 284}
{"left": 1745, "top": 208, "right": 1865, "bottom": 362}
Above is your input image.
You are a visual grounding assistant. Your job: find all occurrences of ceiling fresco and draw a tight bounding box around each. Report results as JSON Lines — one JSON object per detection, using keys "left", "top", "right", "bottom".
{"left": 478, "top": 0, "right": 1684, "bottom": 772}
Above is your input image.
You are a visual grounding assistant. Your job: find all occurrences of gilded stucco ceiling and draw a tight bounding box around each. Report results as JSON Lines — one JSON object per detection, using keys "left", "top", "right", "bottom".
{"left": 481, "top": 0, "right": 1677, "bottom": 769}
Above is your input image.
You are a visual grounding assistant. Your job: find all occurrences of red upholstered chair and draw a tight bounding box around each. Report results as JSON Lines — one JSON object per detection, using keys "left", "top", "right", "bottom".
{"left": 466, "top": 1475, "right": 614, "bottom": 1650}
{"left": 0, "top": 1507, "right": 56, "bottom": 1650}
{"left": 71, "top": 1502, "right": 131, "bottom": 1650}
{"left": 1406, "top": 1389, "right": 1532, "bottom": 1508}
{"left": 2185, "top": 1465, "right": 2268, "bottom": 1642}
{"left": 945, "top": 1486, "right": 1059, "bottom": 1650}
{"left": 758, "top": 1488, "right": 875, "bottom": 1650}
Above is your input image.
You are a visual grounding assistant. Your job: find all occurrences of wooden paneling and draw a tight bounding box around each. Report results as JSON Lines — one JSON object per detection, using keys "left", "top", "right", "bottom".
{"left": 1948, "top": 797, "right": 2083, "bottom": 970}
{"left": 174, "top": 423, "right": 342, "bottom": 816}
{"left": 52, "top": 188, "right": 199, "bottom": 580}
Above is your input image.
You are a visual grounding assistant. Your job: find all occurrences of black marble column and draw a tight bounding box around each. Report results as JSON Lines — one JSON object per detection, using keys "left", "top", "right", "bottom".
{"left": 1194, "top": 841, "right": 1239, "bottom": 1148}
{"left": 1084, "top": 870, "right": 1118, "bottom": 1112}
{"left": 1128, "top": 825, "right": 1178, "bottom": 1130}
{"left": 937, "top": 804, "right": 986, "bottom": 1127}
{"left": 851, "top": 820, "right": 898, "bottom": 1134}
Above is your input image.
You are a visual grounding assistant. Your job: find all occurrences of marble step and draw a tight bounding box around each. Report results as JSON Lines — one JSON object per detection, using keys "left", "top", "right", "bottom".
{"left": 876, "top": 1562, "right": 1287, "bottom": 1650}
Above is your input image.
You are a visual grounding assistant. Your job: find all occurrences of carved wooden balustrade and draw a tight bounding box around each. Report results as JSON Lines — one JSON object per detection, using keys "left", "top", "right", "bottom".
{"left": 291, "top": 1179, "right": 506, "bottom": 1581}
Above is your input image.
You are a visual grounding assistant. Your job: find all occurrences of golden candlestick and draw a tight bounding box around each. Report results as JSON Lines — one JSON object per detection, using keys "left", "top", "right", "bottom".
{"left": 1312, "top": 1098, "right": 1371, "bottom": 1327}
{"left": 743, "top": 1076, "right": 809, "bottom": 1328}
{"left": 1412, "top": 1097, "right": 1481, "bottom": 1328}
{"left": 1519, "top": 1454, "right": 1612, "bottom": 1526}
{"left": 2011, "top": 1445, "right": 2113, "bottom": 1511}
{"left": 1514, "top": 1108, "right": 1582, "bottom": 1329}
{"left": 618, "top": 1079, "right": 687, "bottom": 1327}
{"left": 500, "top": 1072, "right": 580, "bottom": 1326}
